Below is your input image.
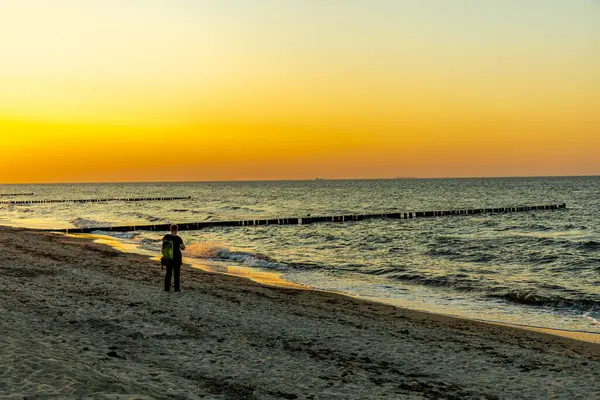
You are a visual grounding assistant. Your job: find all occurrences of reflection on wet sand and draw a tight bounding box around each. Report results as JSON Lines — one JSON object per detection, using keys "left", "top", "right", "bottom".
{"left": 71, "top": 233, "right": 306, "bottom": 289}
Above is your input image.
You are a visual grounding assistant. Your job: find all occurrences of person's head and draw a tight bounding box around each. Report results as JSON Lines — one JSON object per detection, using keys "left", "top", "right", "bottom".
{"left": 170, "top": 224, "right": 178, "bottom": 234}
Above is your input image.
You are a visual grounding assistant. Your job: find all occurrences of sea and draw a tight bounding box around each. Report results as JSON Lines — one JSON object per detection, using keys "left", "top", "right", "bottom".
{"left": 1, "top": 177, "right": 599, "bottom": 333}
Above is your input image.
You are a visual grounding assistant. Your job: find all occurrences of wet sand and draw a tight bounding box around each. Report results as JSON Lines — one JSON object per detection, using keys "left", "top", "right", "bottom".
{"left": 1, "top": 227, "right": 600, "bottom": 399}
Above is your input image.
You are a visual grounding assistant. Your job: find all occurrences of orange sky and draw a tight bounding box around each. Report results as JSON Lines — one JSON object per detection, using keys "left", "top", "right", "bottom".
{"left": 1, "top": 1, "right": 599, "bottom": 183}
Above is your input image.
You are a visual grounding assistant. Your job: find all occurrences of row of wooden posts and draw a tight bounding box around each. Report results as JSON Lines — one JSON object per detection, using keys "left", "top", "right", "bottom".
{"left": 50, "top": 203, "right": 567, "bottom": 234}
{"left": 0, "top": 196, "right": 192, "bottom": 205}
{"left": 0, "top": 193, "right": 34, "bottom": 197}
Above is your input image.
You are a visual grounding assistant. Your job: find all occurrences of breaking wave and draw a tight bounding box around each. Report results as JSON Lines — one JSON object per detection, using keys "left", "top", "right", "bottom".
{"left": 487, "top": 290, "right": 600, "bottom": 311}
{"left": 186, "top": 242, "right": 288, "bottom": 270}
{"left": 92, "top": 230, "right": 141, "bottom": 240}
{"left": 71, "top": 218, "right": 109, "bottom": 228}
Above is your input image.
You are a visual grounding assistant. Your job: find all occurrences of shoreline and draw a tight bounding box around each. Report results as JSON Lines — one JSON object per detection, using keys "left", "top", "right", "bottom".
{"left": 70, "top": 233, "right": 309, "bottom": 289}
{"left": 2, "top": 226, "right": 600, "bottom": 399}
{"left": 74, "top": 232, "right": 600, "bottom": 345}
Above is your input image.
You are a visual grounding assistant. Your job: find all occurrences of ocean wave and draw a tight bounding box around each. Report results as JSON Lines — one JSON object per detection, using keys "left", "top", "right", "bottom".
{"left": 520, "top": 223, "right": 554, "bottom": 232}
{"left": 478, "top": 220, "right": 499, "bottom": 228}
{"left": 185, "top": 242, "right": 228, "bottom": 258}
{"left": 387, "top": 270, "right": 600, "bottom": 311}
{"left": 578, "top": 241, "right": 600, "bottom": 251}
{"left": 532, "top": 238, "right": 600, "bottom": 253}
{"left": 186, "top": 242, "right": 288, "bottom": 270}
{"left": 364, "top": 267, "right": 397, "bottom": 276}
{"left": 216, "top": 250, "right": 290, "bottom": 270}
{"left": 185, "top": 242, "right": 328, "bottom": 271}
{"left": 562, "top": 224, "right": 589, "bottom": 230}
{"left": 386, "top": 272, "right": 486, "bottom": 292}
{"left": 528, "top": 253, "right": 560, "bottom": 265}
{"left": 122, "top": 212, "right": 163, "bottom": 223}
{"left": 426, "top": 246, "right": 497, "bottom": 264}
{"left": 92, "top": 230, "right": 141, "bottom": 240}
{"left": 532, "top": 237, "right": 570, "bottom": 246}
{"left": 71, "top": 218, "right": 110, "bottom": 228}
{"left": 487, "top": 290, "right": 600, "bottom": 310}
{"left": 218, "top": 206, "right": 264, "bottom": 213}
{"left": 427, "top": 233, "right": 596, "bottom": 267}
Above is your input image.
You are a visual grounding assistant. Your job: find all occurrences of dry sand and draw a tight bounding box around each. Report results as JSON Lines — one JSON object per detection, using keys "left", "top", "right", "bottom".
{"left": 1, "top": 227, "right": 600, "bottom": 399}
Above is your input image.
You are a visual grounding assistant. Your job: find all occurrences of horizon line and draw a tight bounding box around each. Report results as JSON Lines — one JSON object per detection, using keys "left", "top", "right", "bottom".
{"left": 1, "top": 174, "right": 599, "bottom": 185}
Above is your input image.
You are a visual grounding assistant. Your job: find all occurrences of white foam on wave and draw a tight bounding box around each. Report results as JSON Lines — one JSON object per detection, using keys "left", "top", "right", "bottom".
{"left": 92, "top": 230, "right": 141, "bottom": 240}
{"left": 71, "top": 218, "right": 107, "bottom": 228}
{"left": 186, "top": 242, "right": 288, "bottom": 270}
{"left": 186, "top": 242, "right": 229, "bottom": 258}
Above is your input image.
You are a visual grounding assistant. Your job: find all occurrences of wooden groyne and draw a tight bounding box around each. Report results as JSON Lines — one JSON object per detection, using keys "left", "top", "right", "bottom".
{"left": 0, "top": 196, "right": 191, "bottom": 205}
{"left": 48, "top": 203, "right": 566, "bottom": 234}
{"left": 0, "top": 193, "right": 34, "bottom": 197}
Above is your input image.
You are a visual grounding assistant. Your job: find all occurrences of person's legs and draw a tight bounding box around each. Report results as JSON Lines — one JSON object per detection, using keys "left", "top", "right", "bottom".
{"left": 174, "top": 264, "right": 181, "bottom": 292}
{"left": 164, "top": 264, "right": 173, "bottom": 291}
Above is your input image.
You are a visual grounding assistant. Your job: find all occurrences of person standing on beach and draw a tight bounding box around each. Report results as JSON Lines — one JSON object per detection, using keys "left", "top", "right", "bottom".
{"left": 162, "top": 224, "right": 185, "bottom": 292}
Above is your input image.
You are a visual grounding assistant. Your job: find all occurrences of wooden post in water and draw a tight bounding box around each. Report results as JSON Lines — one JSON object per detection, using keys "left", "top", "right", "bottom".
{"left": 32, "top": 203, "right": 567, "bottom": 232}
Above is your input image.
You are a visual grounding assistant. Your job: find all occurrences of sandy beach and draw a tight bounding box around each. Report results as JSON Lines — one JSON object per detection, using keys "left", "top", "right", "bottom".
{"left": 1, "top": 227, "right": 600, "bottom": 399}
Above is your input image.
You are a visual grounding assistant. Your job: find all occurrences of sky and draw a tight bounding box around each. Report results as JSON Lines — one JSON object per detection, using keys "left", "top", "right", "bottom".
{"left": 0, "top": 0, "right": 599, "bottom": 183}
